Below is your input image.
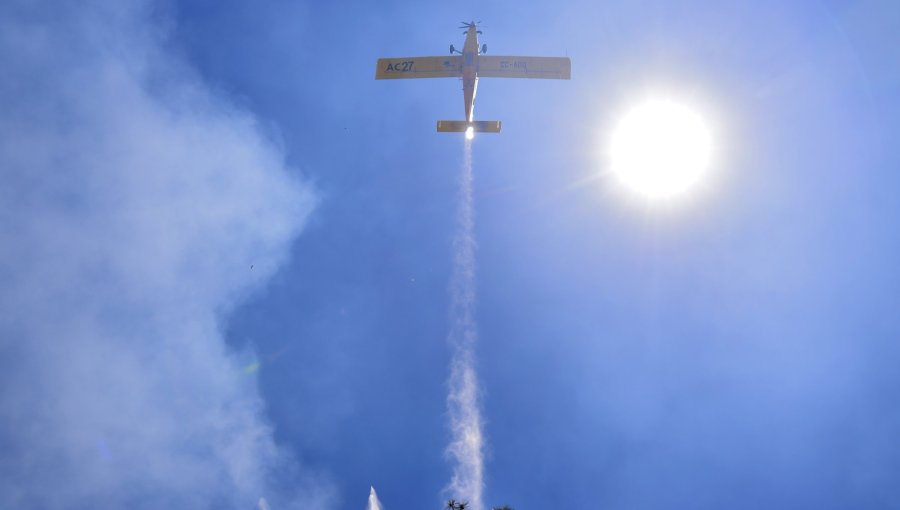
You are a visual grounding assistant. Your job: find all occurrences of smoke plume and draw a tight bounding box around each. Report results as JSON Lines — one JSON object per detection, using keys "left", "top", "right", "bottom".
{"left": 0, "top": 1, "right": 327, "bottom": 508}
{"left": 444, "top": 140, "right": 485, "bottom": 510}
{"left": 367, "top": 486, "right": 383, "bottom": 510}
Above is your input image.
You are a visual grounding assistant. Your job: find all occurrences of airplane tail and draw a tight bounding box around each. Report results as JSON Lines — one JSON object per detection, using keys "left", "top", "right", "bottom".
{"left": 437, "top": 120, "right": 502, "bottom": 133}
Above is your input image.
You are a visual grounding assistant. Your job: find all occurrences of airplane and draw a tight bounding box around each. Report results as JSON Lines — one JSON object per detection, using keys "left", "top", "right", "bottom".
{"left": 375, "top": 21, "right": 571, "bottom": 137}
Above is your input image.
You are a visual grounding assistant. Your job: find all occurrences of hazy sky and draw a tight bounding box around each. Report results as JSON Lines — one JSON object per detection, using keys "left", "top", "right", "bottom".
{"left": 2, "top": 1, "right": 900, "bottom": 509}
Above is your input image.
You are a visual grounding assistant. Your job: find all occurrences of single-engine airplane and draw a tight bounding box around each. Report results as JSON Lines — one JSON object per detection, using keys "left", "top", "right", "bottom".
{"left": 375, "top": 22, "right": 571, "bottom": 137}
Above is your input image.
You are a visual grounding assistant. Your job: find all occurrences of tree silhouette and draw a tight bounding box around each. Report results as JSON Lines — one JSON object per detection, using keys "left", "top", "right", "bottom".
{"left": 446, "top": 500, "right": 470, "bottom": 510}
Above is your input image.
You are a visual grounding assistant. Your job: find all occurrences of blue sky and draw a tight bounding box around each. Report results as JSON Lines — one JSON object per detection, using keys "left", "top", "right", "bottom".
{"left": 2, "top": 0, "right": 900, "bottom": 509}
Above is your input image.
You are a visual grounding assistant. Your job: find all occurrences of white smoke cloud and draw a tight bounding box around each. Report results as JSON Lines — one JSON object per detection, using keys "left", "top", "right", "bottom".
{"left": 444, "top": 141, "right": 485, "bottom": 510}
{"left": 367, "top": 486, "right": 383, "bottom": 510}
{"left": 0, "top": 1, "right": 327, "bottom": 509}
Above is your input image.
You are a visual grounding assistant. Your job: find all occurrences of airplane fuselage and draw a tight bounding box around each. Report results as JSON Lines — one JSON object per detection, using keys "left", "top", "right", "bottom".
{"left": 461, "top": 25, "right": 480, "bottom": 122}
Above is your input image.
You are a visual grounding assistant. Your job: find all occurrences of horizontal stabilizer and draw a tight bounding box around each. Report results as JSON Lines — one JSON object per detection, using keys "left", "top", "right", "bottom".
{"left": 436, "top": 120, "right": 502, "bottom": 133}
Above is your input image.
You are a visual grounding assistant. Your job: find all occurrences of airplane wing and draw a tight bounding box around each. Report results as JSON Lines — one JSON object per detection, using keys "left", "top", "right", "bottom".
{"left": 476, "top": 56, "right": 571, "bottom": 79}
{"left": 375, "top": 56, "right": 463, "bottom": 79}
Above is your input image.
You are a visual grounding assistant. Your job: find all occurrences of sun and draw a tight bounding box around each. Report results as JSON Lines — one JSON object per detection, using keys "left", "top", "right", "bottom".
{"left": 610, "top": 99, "right": 712, "bottom": 198}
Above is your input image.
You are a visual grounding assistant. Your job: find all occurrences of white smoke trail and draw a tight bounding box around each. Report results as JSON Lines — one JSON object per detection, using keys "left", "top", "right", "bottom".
{"left": 367, "top": 486, "right": 383, "bottom": 510}
{"left": 445, "top": 139, "right": 485, "bottom": 510}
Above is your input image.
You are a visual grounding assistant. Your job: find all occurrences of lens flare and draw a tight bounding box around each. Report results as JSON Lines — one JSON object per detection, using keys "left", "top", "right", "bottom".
{"left": 465, "top": 126, "right": 474, "bottom": 140}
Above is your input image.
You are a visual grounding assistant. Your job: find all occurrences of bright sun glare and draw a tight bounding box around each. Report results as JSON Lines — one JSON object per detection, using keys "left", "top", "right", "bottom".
{"left": 465, "top": 126, "right": 474, "bottom": 140}
{"left": 610, "top": 99, "right": 711, "bottom": 198}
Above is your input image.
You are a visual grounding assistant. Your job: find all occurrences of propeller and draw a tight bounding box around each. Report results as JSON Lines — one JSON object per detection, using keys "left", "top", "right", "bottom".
{"left": 459, "top": 21, "right": 485, "bottom": 35}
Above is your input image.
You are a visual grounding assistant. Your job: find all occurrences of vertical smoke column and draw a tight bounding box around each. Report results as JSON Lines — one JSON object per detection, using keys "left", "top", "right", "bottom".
{"left": 445, "top": 139, "right": 485, "bottom": 510}
{"left": 367, "top": 486, "right": 383, "bottom": 510}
